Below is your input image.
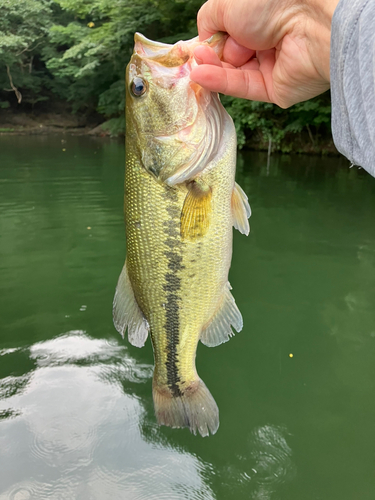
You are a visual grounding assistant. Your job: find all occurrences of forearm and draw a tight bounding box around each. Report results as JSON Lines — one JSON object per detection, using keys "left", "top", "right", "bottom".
{"left": 330, "top": 0, "right": 375, "bottom": 177}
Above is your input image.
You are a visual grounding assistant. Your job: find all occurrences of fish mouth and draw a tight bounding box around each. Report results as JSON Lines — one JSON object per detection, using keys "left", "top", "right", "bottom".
{"left": 131, "top": 32, "right": 227, "bottom": 96}
{"left": 133, "top": 32, "right": 227, "bottom": 67}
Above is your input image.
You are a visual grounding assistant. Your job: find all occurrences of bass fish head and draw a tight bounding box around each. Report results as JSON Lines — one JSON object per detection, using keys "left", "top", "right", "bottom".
{"left": 126, "top": 32, "right": 228, "bottom": 186}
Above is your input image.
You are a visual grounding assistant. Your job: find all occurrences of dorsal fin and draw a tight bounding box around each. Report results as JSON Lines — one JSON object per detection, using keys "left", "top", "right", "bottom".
{"left": 200, "top": 282, "right": 243, "bottom": 347}
{"left": 232, "top": 182, "right": 251, "bottom": 235}
{"left": 113, "top": 262, "right": 149, "bottom": 347}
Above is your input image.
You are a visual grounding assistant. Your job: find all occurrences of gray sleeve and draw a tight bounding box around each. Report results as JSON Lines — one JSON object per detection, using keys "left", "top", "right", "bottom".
{"left": 331, "top": 0, "right": 375, "bottom": 177}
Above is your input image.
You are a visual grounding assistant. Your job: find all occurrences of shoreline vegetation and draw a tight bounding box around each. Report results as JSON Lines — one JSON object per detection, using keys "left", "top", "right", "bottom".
{"left": 0, "top": 0, "right": 337, "bottom": 155}
{"left": 0, "top": 107, "right": 339, "bottom": 156}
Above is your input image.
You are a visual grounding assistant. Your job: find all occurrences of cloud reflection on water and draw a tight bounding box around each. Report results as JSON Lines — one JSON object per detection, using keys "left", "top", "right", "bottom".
{"left": 0, "top": 332, "right": 214, "bottom": 500}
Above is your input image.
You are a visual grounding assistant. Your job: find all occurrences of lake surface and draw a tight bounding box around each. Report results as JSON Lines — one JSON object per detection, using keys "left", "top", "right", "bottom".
{"left": 1, "top": 135, "right": 375, "bottom": 500}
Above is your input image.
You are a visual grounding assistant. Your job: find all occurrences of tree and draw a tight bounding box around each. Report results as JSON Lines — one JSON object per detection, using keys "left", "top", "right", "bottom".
{"left": 44, "top": 0, "right": 204, "bottom": 130}
{"left": 0, "top": 0, "right": 333, "bottom": 150}
{"left": 0, "top": 0, "right": 53, "bottom": 108}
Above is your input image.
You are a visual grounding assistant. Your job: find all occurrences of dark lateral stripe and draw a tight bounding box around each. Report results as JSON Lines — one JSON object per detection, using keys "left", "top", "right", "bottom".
{"left": 165, "top": 251, "right": 185, "bottom": 272}
{"left": 163, "top": 270, "right": 182, "bottom": 396}
{"left": 163, "top": 289, "right": 181, "bottom": 397}
{"left": 162, "top": 186, "right": 184, "bottom": 397}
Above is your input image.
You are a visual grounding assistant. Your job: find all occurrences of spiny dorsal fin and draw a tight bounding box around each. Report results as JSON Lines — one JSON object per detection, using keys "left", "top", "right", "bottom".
{"left": 232, "top": 182, "right": 251, "bottom": 236}
{"left": 113, "top": 261, "right": 149, "bottom": 347}
{"left": 200, "top": 282, "right": 243, "bottom": 347}
{"left": 180, "top": 179, "right": 212, "bottom": 241}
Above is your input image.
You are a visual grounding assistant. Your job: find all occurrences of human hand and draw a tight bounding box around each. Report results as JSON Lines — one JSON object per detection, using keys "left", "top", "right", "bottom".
{"left": 190, "top": 0, "right": 339, "bottom": 108}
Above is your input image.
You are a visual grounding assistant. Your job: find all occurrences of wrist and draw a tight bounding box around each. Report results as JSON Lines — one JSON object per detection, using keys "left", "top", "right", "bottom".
{"left": 304, "top": 0, "right": 340, "bottom": 82}
{"left": 307, "top": 0, "right": 338, "bottom": 24}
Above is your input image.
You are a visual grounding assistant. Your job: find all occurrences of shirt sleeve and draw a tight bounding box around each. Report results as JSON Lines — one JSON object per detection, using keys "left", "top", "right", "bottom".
{"left": 331, "top": 0, "right": 375, "bottom": 177}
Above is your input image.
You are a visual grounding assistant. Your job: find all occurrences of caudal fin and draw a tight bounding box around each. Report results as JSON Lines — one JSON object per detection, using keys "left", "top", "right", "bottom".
{"left": 153, "top": 379, "right": 219, "bottom": 437}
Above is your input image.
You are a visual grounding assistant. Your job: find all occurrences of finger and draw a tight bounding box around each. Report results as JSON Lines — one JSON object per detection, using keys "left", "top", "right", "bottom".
{"left": 222, "top": 36, "right": 256, "bottom": 67}
{"left": 241, "top": 59, "right": 260, "bottom": 71}
{"left": 190, "top": 65, "right": 271, "bottom": 102}
{"left": 194, "top": 46, "right": 234, "bottom": 70}
{"left": 197, "top": 0, "right": 227, "bottom": 41}
{"left": 256, "top": 49, "right": 276, "bottom": 101}
{"left": 194, "top": 45, "right": 223, "bottom": 67}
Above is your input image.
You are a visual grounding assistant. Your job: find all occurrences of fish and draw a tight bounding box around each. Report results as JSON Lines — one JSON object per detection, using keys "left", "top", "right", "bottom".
{"left": 113, "top": 32, "right": 251, "bottom": 437}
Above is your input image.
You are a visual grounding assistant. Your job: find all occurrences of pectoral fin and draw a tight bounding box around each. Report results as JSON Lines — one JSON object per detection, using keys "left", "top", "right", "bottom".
{"left": 113, "top": 261, "right": 149, "bottom": 347}
{"left": 181, "top": 179, "right": 212, "bottom": 241}
{"left": 200, "top": 282, "right": 243, "bottom": 347}
{"left": 232, "top": 182, "right": 251, "bottom": 236}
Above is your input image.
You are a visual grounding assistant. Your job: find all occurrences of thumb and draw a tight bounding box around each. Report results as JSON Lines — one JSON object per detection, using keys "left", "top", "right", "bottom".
{"left": 197, "top": 0, "right": 227, "bottom": 41}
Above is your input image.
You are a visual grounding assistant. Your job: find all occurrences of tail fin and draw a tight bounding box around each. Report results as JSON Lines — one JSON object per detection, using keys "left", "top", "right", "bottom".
{"left": 153, "top": 379, "right": 219, "bottom": 437}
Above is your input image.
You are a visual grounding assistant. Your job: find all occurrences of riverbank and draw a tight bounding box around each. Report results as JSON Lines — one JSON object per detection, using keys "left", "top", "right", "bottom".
{"left": 0, "top": 109, "right": 108, "bottom": 137}
{"left": 0, "top": 109, "right": 339, "bottom": 155}
{"left": 241, "top": 132, "right": 338, "bottom": 156}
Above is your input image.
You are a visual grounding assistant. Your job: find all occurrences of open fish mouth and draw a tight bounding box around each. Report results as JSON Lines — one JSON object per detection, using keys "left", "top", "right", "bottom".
{"left": 133, "top": 32, "right": 227, "bottom": 66}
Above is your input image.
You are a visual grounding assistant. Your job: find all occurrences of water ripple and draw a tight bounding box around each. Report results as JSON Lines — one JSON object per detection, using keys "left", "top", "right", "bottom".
{"left": 0, "top": 332, "right": 214, "bottom": 500}
{"left": 249, "top": 424, "right": 296, "bottom": 499}
{"left": 0, "top": 375, "right": 30, "bottom": 400}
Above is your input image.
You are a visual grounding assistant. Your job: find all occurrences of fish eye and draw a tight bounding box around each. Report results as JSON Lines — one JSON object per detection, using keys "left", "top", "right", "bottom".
{"left": 131, "top": 77, "right": 147, "bottom": 97}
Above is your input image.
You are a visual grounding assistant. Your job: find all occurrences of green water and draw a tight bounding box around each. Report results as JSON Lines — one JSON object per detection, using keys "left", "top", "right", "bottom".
{"left": 1, "top": 135, "right": 375, "bottom": 500}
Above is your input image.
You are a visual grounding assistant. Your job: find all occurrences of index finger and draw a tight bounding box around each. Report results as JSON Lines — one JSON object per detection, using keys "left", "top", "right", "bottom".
{"left": 190, "top": 64, "right": 272, "bottom": 102}
{"left": 197, "top": 0, "right": 227, "bottom": 41}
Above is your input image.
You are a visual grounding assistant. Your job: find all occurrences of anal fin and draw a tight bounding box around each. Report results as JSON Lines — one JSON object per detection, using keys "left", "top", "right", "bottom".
{"left": 232, "top": 182, "right": 251, "bottom": 235}
{"left": 181, "top": 179, "right": 212, "bottom": 241}
{"left": 200, "top": 282, "right": 243, "bottom": 347}
{"left": 113, "top": 261, "right": 149, "bottom": 347}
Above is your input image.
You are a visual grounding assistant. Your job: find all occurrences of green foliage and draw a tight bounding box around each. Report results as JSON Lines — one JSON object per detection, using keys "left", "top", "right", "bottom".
{"left": 221, "top": 92, "right": 332, "bottom": 152}
{"left": 0, "top": 0, "right": 333, "bottom": 148}
{"left": 101, "top": 116, "right": 125, "bottom": 136}
{"left": 0, "top": 0, "right": 53, "bottom": 105}
{"left": 41, "top": 0, "right": 204, "bottom": 131}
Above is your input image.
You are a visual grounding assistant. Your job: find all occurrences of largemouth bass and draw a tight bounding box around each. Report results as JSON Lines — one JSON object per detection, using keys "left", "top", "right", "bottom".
{"left": 113, "top": 32, "right": 251, "bottom": 437}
